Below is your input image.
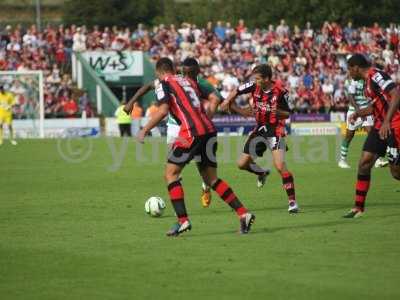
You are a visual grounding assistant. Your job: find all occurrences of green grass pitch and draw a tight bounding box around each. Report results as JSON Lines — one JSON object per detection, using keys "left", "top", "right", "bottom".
{"left": 1, "top": 136, "right": 399, "bottom": 300}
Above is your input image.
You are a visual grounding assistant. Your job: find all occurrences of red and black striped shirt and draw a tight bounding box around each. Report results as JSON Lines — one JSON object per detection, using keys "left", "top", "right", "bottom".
{"left": 365, "top": 68, "right": 400, "bottom": 129}
{"left": 237, "top": 81, "right": 289, "bottom": 136}
{"left": 156, "top": 75, "right": 216, "bottom": 143}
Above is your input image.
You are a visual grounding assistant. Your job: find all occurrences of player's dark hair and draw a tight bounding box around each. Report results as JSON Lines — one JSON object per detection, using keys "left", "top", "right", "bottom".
{"left": 347, "top": 53, "right": 371, "bottom": 68}
{"left": 183, "top": 57, "right": 199, "bottom": 68}
{"left": 182, "top": 57, "right": 200, "bottom": 79}
{"left": 156, "top": 57, "right": 175, "bottom": 73}
{"left": 373, "top": 59, "right": 385, "bottom": 70}
{"left": 252, "top": 64, "right": 272, "bottom": 79}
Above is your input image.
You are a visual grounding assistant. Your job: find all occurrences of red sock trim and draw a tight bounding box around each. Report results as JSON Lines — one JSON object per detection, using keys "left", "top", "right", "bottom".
{"left": 236, "top": 207, "right": 248, "bottom": 217}
{"left": 225, "top": 193, "right": 237, "bottom": 203}
{"left": 214, "top": 181, "right": 229, "bottom": 196}
{"left": 178, "top": 216, "right": 189, "bottom": 224}
{"left": 168, "top": 181, "right": 184, "bottom": 201}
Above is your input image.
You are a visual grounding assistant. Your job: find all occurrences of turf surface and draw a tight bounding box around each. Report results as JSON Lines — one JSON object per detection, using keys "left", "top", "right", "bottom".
{"left": 1, "top": 136, "right": 399, "bottom": 300}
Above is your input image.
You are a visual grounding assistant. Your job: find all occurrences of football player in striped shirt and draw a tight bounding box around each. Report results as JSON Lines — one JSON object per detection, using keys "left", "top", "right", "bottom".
{"left": 222, "top": 64, "right": 299, "bottom": 213}
{"left": 137, "top": 57, "right": 255, "bottom": 236}
{"left": 344, "top": 54, "right": 400, "bottom": 218}
{"left": 124, "top": 58, "right": 223, "bottom": 208}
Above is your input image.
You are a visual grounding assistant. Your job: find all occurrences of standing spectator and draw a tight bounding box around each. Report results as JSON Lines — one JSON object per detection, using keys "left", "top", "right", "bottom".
{"left": 63, "top": 28, "right": 74, "bottom": 68}
{"left": 55, "top": 43, "right": 67, "bottom": 73}
{"left": 225, "top": 22, "right": 235, "bottom": 43}
{"left": 236, "top": 19, "right": 246, "bottom": 36}
{"left": 276, "top": 19, "right": 289, "bottom": 37}
{"left": 78, "top": 91, "right": 93, "bottom": 117}
{"left": 115, "top": 100, "right": 132, "bottom": 137}
{"left": 304, "top": 21, "right": 314, "bottom": 39}
{"left": 343, "top": 21, "right": 354, "bottom": 42}
{"left": 72, "top": 27, "right": 86, "bottom": 52}
{"left": 214, "top": 21, "right": 226, "bottom": 41}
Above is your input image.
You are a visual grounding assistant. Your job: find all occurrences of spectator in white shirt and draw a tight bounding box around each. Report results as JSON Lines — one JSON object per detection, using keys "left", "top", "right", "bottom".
{"left": 72, "top": 27, "right": 87, "bottom": 52}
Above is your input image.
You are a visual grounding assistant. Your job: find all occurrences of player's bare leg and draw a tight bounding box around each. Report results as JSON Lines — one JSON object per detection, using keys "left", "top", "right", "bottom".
{"left": 344, "top": 151, "right": 377, "bottom": 218}
{"left": 198, "top": 166, "right": 255, "bottom": 234}
{"left": 9, "top": 124, "right": 17, "bottom": 145}
{"left": 164, "top": 162, "right": 192, "bottom": 236}
{"left": 0, "top": 123, "right": 3, "bottom": 146}
{"left": 237, "top": 153, "right": 270, "bottom": 188}
{"left": 339, "top": 129, "right": 355, "bottom": 168}
{"left": 271, "top": 148, "right": 298, "bottom": 213}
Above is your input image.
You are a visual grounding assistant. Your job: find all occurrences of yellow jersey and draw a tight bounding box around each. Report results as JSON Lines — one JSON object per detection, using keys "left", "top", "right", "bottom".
{"left": 115, "top": 105, "right": 132, "bottom": 124}
{"left": 0, "top": 92, "right": 16, "bottom": 114}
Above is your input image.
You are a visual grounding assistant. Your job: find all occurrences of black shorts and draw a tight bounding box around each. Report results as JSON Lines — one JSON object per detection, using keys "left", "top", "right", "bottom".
{"left": 363, "top": 127, "right": 400, "bottom": 165}
{"left": 118, "top": 124, "right": 131, "bottom": 137}
{"left": 167, "top": 132, "right": 218, "bottom": 168}
{"left": 363, "top": 128, "right": 388, "bottom": 157}
{"left": 243, "top": 130, "right": 285, "bottom": 157}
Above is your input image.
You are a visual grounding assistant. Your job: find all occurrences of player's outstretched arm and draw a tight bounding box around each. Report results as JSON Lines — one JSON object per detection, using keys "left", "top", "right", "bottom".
{"left": 230, "top": 102, "right": 253, "bottom": 117}
{"left": 349, "top": 105, "right": 373, "bottom": 124}
{"left": 206, "top": 92, "right": 221, "bottom": 119}
{"left": 124, "top": 82, "right": 154, "bottom": 114}
{"left": 137, "top": 103, "right": 169, "bottom": 143}
{"left": 276, "top": 109, "right": 290, "bottom": 120}
{"left": 380, "top": 88, "right": 400, "bottom": 139}
{"left": 220, "top": 90, "right": 239, "bottom": 112}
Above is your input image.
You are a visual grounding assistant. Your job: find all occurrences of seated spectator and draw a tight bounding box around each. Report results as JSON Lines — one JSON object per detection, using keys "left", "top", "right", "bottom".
{"left": 63, "top": 98, "right": 78, "bottom": 118}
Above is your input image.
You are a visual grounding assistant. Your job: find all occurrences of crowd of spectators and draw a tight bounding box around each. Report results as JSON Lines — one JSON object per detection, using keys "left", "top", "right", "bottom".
{"left": 140, "top": 19, "right": 400, "bottom": 113}
{"left": 0, "top": 24, "right": 94, "bottom": 118}
{"left": 1, "top": 20, "right": 399, "bottom": 117}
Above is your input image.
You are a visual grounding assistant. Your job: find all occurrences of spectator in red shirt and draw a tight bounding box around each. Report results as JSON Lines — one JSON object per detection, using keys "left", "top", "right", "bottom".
{"left": 63, "top": 98, "right": 78, "bottom": 118}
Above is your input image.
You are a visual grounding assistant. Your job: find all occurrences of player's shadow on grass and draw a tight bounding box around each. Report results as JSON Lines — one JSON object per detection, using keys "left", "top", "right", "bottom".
{"left": 188, "top": 210, "right": 400, "bottom": 238}
{"left": 261, "top": 211, "right": 400, "bottom": 234}
{"left": 253, "top": 201, "right": 400, "bottom": 214}
{"left": 163, "top": 201, "right": 400, "bottom": 221}
{"left": 257, "top": 220, "right": 360, "bottom": 234}
{"left": 365, "top": 201, "right": 400, "bottom": 208}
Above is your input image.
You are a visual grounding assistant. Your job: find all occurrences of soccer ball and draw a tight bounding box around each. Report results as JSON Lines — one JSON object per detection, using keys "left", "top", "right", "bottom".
{"left": 145, "top": 197, "right": 166, "bottom": 217}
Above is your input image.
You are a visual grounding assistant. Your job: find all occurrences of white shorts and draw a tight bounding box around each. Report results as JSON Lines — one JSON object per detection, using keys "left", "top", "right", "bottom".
{"left": 346, "top": 113, "right": 374, "bottom": 131}
{"left": 166, "top": 123, "right": 180, "bottom": 145}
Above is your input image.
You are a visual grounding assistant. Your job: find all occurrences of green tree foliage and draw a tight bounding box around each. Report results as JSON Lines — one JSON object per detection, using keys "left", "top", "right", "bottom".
{"left": 63, "top": 0, "right": 400, "bottom": 28}
{"left": 63, "top": 0, "right": 162, "bottom": 27}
